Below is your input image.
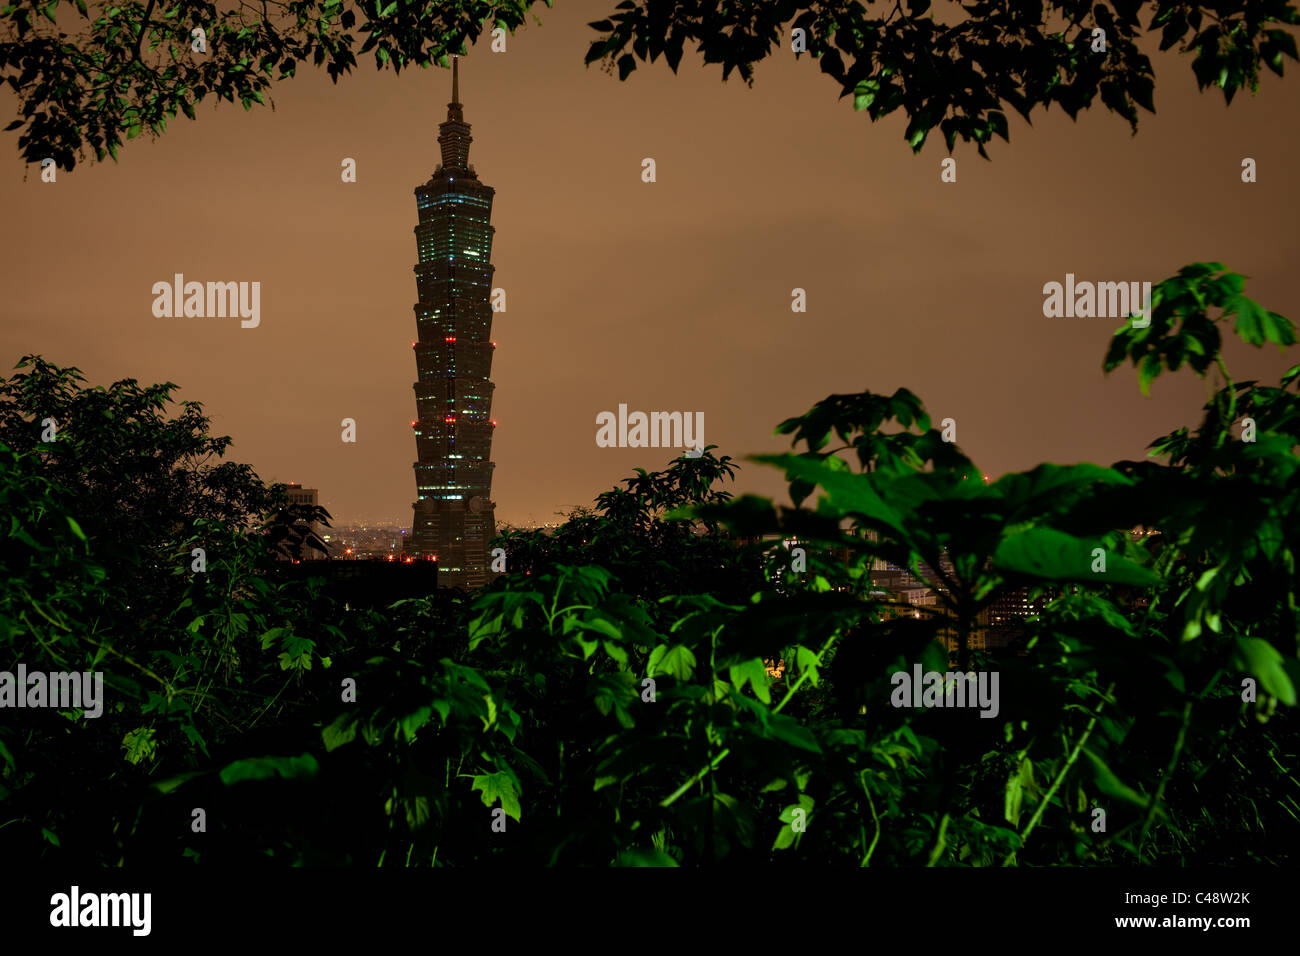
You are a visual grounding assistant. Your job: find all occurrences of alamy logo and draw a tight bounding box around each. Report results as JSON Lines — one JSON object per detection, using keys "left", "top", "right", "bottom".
{"left": 50, "top": 886, "right": 151, "bottom": 936}
{"left": 0, "top": 664, "right": 104, "bottom": 717}
{"left": 1042, "top": 274, "right": 1151, "bottom": 328}
{"left": 890, "top": 665, "right": 1000, "bottom": 719}
{"left": 596, "top": 403, "right": 703, "bottom": 451}
{"left": 152, "top": 274, "right": 261, "bottom": 328}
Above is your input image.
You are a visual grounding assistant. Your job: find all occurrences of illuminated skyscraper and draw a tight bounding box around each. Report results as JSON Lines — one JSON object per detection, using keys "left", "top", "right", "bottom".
{"left": 404, "top": 57, "right": 498, "bottom": 588}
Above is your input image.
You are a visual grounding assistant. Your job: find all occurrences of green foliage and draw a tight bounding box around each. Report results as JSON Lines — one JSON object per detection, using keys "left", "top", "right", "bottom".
{"left": 1105, "top": 262, "right": 1297, "bottom": 395}
{"left": 586, "top": 1, "right": 1300, "bottom": 157}
{"left": 1, "top": 0, "right": 553, "bottom": 168}
{"left": 6, "top": 1, "right": 1298, "bottom": 168}
{"left": 0, "top": 359, "right": 344, "bottom": 861}
{"left": 491, "top": 446, "right": 763, "bottom": 610}
{"left": 3, "top": 263, "right": 1298, "bottom": 866}
{"left": 219, "top": 753, "right": 320, "bottom": 786}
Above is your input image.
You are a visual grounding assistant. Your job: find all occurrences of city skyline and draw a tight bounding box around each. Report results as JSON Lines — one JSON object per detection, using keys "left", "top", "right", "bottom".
{"left": 1, "top": 0, "right": 1295, "bottom": 892}
{"left": 2, "top": 3, "right": 1297, "bottom": 530}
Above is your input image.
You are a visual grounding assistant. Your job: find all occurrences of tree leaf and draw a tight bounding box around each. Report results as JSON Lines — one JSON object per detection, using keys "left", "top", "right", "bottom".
{"left": 728, "top": 657, "right": 771, "bottom": 703}
{"left": 648, "top": 643, "right": 697, "bottom": 680}
{"left": 1233, "top": 637, "right": 1297, "bottom": 706}
{"left": 219, "top": 753, "right": 319, "bottom": 786}
{"left": 994, "top": 528, "right": 1159, "bottom": 586}
{"left": 614, "top": 848, "right": 678, "bottom": 866}
{"left": 471, "top": 770, "right": 521, "bottom": 821}
{"left": 1082, "top": 748, "right": 1148, "bottom": 807}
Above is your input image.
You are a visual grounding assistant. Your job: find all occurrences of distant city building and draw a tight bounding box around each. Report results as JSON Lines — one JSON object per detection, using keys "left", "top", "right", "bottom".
{"left": 328, "top": 525, "right": 410, "bottom": 560}
{"left": 285, "top": 482, "right": 325, "bottom": 561}
{"left": 740, "top": 533, "right": 1058, "bottom": 655}
{"left": 285, "top": 483, "right": 318, "bottom": 509}
{"left": 403, "top": 56, "right": 498, "bottom": 589}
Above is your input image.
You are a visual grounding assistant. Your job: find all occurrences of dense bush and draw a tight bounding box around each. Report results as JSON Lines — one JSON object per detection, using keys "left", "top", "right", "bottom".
{"left": 2, "top": 263, "right": 1297, "bottom": 865}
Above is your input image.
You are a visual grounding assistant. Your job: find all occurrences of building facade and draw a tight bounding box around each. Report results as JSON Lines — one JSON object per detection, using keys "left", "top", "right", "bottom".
{"left": 403, "top": 57, "right": 498, "bottom": 589}
{"left": 284, "top": 482, "right": 326, "bottom": 561}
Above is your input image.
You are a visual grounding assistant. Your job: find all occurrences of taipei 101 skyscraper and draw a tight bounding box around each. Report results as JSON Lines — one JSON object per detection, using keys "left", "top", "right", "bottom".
{"left": 404, "top": 56, "right": 498, "bottom": 588}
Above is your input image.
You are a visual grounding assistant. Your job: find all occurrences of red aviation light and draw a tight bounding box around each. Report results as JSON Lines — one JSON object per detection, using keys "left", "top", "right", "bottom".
{"left": 445, "top": 335, "right": 456, "bottom": 342}
{"left": 411, "top": 342, "right": 417, "bottom": 348}
{"left": 490, "top": 420, "right": 497, "bottom": 427}
{"left": 445, "top": 415, "right": 456, "bottom": 423}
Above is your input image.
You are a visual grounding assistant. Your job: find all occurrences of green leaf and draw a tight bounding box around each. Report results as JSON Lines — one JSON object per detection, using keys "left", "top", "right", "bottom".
{"left": 404, "top": 794, "right": 431, "bottom": 831}
{"left": 728, "top": 657, "right": 771, "bottom": 703}
{"left": 1261, "top": 310, "right": 1297, "bottom": 347}
{"left": 590, "top": 674, "right": 636, "bottom": 728}
{"left": 994, "top": 528, "right": 1159, "bottom": 586}
{"left": 1004, "top": 755, "right": 1033, "bottom": 827}
{"left": 322, "top": 712, "right": 358, "bottom": 750}
{"left": 764, "top": 714, "right": 822, "bottom": 753}
{"left": 795, "top": 644, "right": 821, "bottom": 687}
{"left": 754, "top": 454, "right": 907, "bottom": 535}
{"left": 1233, "top": 295, "right": 1266, "bottom": 345}
{"left": 1233, "top": 637, "right": 1297, "bottom": 706}
{"left": 259, "top": 626, "right": 288, "bottom": 650}
{"left": 1082, "top": 748, "right": 1148, "bottom": 807}
{"left": 602, "top": 640, "right": 629, "bottom": 666}
{"left": 151, "top": 770, "right": 206, "bottom": 794}
{"left": 773, "top": 794, "right": 815, "bottom": 850}
{"left": 398, "top": 705, "right": 433, "bottom": 742}
{"left": 219, "top": 753, "right": 319, "bottom": 786}
{"left": 471, "top": 771, "right": 521, "bottom": 821}
{"left": 1139, "top": 353, "right": 1162, "bottom": 395}
{"left": 122, "top": 727, "right": 158, "bottom": 765}
{"left": 614, "top": 848, "right": 678, "bottom": 866}
{"left": 648, "top": 643, "right": 697, "bottom": 680}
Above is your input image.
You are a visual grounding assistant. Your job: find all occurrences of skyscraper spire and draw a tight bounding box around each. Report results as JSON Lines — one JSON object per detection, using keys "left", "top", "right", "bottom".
{"left": 439, "top": 55, "right": 470, "bottom": 165}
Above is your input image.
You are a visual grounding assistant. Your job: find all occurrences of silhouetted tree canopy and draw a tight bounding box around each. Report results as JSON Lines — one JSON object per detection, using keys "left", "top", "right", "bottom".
{"left": 3, "top": 1, "right": 1297, "bottom": 168}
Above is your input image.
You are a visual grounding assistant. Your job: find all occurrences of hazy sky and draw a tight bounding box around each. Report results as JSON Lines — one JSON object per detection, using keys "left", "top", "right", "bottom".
{"left": 2, "top": 4, "right": 1297, "bottom": 527}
